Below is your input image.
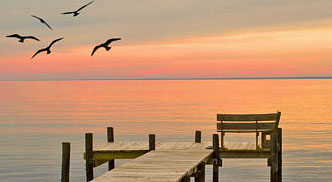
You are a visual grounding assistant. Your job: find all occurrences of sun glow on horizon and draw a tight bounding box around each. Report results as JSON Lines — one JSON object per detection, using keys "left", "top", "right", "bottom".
{"left": 1, "top": 28, "right": 332, "bottom": 80}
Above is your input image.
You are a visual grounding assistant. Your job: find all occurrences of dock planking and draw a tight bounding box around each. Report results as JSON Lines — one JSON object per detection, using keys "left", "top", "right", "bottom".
{"left": 91, "top": 150, "right": 213, "bottom": 182}
{"left": 85, "top": 139, "right": 269, "bottom": 182}
{"left": 85, "top": 141, "right": 266, "bottom": 162}
{"left": 94, "top": 141, "right": 260, "bottom": 151}
{"left": 95, "top": 141, "right": 212, "bottom": 151}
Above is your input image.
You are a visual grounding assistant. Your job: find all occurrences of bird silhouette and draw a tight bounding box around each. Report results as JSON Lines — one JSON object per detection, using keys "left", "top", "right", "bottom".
{"left": 6, "top": 34, "right": 40, "bottom": 43}
{"left": 91, "top": 38, "right": 121, "bottom": 56}
{"left": 61, "top": 1, "right": 94, "bottom": 17}
{"left": 31, "top": 15, "right": 52, "bottom": 30}
{"left": 31, "top": 38, "right": 64, "bottom": 59}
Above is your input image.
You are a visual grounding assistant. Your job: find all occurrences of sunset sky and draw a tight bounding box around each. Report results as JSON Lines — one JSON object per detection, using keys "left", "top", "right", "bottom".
{"left": 1, "top": 0, "right": 332, "bottom": 80}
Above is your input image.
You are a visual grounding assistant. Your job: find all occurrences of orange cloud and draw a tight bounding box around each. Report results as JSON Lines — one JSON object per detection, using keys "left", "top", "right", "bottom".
{"left": 1, "top": 28, "right": 332, "bottom": 79}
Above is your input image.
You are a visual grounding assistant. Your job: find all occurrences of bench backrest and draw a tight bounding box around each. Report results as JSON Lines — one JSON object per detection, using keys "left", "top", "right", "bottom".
{"left": 217, "top": 112, "right": 281, "bottom": 132}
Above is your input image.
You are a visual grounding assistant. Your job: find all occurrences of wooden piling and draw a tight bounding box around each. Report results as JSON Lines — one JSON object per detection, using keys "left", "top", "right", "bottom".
{"left": 149, "top": 134, "right": 155, "bottom": 151}
{"left": 195, "top": 130, "right": 201, "bottom": 143}
{"left": 262, "top": 132, "right": 267, "bottom": 148}
{"left": 107, "top": 127, "right": 115, "bottom": 171}
{"left": 213, "top": 134, "right": 219, "bottom": 182}
{"left": 61, "top": 142, "right": 70, "bottom": 182}
{"left": 181, "top": 176, "right": 190, "bottom": 182}
{"left": 270, "top": 131, "right": 277, "bottom": 182}
{"left": 195, "top": 162, "right": 205, "bottom": 182}
{"left": 194, "top": 131, "right": 204, "bottom": 182}
{"left": 277, "top": 128, "right": 282, "bottom": 182}
{"left": 85, "top": 133, "right": 94, "bottom": 181}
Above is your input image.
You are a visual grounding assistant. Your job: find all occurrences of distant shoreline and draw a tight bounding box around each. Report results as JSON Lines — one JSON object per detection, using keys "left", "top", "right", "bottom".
{"left": 0, "top": 76, "right": 332, "bottom": 81}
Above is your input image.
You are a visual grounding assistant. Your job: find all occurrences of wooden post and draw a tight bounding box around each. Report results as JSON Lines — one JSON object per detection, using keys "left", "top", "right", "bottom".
{"left": 61, "top": 142, "right": 70, "bottom": 182}
{"left": 194, "top": 131, "right": 203, "bottom": 182}
{"left": 149, "top": 134, "right": 155, "bottom": 151}
{"left": 213, "top": 134, "right": 219, "bottom": 182}
{"left": 277, "top": 128, "right": 282, "bottom": 182}
{"left": 220, "top": 121, "right": 224, "bottom": 149}
{"left": 195, "top": 162, "right": 205, "bottom": 182}
{"left": 220, "top": 131, "right": 224, "bottom": 149}
{"left": 270, "top": 131, "right": 277, "bottom": 182}
{"left": 107, "top": 127, "right": 115, "bottom": 171}
{"left": 181, "top": 176, "right": 190, "bottom": 182}
{"left": 255, "top": 120, "right": 259, "bottom": 150}
{"left": 85, "top": 133, "right": 94, "bottom": 181}
{"left": 195, "top": 130, "right": 201, "bottom": 143}
{"left": 261, "top": 132, "right": 266, "bottom": 148}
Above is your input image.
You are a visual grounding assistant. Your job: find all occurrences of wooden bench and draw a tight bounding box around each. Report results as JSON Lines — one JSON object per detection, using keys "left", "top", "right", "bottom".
{"left": 217, "top": 112, "right": 281, "bottom": 150}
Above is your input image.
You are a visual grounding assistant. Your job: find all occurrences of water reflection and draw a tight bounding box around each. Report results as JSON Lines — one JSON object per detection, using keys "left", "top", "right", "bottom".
{"left": 0, "top": 79, "right": 331, "bottom": 181}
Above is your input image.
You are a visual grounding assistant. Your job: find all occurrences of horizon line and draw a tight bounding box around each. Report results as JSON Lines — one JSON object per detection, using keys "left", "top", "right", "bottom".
{"left": 0, "top": 76, "right": 332, "bottom": 81}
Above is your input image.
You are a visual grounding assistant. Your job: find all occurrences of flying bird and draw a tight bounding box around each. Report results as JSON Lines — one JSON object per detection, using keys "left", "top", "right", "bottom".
{"left": 91, "top": 38, "right": 121, "bottom": 56}
{"left": 31, "top": 38, "right": 64, "bottom": 59}
{"left": 61, "top": 1, "right": 94, "bottom": 17}
{"left": 31, "top": 15, "right": 52, "bottom": 30}
{"left": 6, "top": 34, "right": 40, "bottom": 43}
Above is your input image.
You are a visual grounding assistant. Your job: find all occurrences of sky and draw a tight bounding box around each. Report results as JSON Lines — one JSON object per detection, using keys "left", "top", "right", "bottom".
{"left": 0, "top": 0, "right": 332, "bottom": 80}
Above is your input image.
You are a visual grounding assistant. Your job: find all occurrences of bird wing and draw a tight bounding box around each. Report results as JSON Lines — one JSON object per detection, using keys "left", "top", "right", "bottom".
{"left": 31, "top": 48, "right": 47, "bottom": 59}
{"left": 49, "top": 37, "right": 64, "bottom": 47}
{"left": 61, "top": 12, "right": 74, "bottom": 15}
{"left": 105, "top": 38, "right": 122, "bottom": 45}
{"left": 31, "top": 15, "right": 42, "bottom": 21}
{"left": 91, "top": 45, "right": 102, "bottom": 56}
{"left": 43, "top": 21, "right": 53, "bottom": 30}
{"left": 6, "top": 34, "right": 21, "bottom": 39}
{"left": 77, "top": 1, "right": 94, "bottom": 12}
{"left": 31, "top": 15, "right": 52, "bottom": 30}
{"left": 26, "top": 36, "right": 40, "bottom": 41}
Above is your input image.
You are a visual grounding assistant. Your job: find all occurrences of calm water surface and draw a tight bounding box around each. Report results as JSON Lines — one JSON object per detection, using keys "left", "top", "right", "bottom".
{"left": 0, "top": 80, "right": 331, "bottom": 181}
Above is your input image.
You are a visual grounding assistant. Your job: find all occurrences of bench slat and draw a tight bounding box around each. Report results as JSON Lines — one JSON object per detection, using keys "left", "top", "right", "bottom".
{"left": 217, "top": 123, "right": 275, "bottom": 131}
{"left": 217, "top": 113, "right": 278, "bottom": 121}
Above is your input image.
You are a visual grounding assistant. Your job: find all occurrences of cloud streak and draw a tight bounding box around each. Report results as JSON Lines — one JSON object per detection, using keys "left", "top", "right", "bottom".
{"left": 1, "top": 28, "right": 332, "bottom": 80}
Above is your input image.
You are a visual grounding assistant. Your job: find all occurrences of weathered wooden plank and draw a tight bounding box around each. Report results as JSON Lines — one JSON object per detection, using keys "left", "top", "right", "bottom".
{"left": 159, "top": 142, "right": 177, "bottom": 150}
{"left": 217, "top": 122, "right": 276, "bottom": 130}
{"left": 227, "top": 142, "right": 241, "bottom": 150}
{"left": 219, "top": 150, "right": 270, "bottom": 158}
{"left": 86, "top": 142, "right": 213, "bottom": 161}
{"left": 95, "top": 142, "right": 211, "bottom": 152}
{"left": 91, "top": 150, "right": 213, "bottom": 182}
{"left": 217, "top": 113, "right": 279, "bottom": 121}
{"left": 217, "top": 129, "right": 274, "bottom": 133}
{"left": 224, "top": 142, "right": 236, "bottom": 150}
{"left": 86, "top": 150, "right": 149, "bottom": 160}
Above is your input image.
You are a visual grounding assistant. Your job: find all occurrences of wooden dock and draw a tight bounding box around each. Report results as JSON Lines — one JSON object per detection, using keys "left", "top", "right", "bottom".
{"left": 84, "top": 134, "right": 218, "bottom": 182}
{"left": 72, "top": 112, "right": 282, "bottom": 182}
{"left": 91, "top": 149, "right": 212, "bottom": 182}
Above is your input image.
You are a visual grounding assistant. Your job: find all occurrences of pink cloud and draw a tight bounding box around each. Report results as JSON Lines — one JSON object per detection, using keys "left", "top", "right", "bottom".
{"left": 1, "top": 28, "right": 332, "bottom": 79}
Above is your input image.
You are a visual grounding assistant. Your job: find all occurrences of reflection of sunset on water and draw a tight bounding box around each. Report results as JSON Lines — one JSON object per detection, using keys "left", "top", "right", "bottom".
{"left": 1, "top": 80, "right": 331, "bottom": 153}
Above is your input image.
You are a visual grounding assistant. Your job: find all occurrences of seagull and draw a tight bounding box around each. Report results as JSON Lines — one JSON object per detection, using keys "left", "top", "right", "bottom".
{"left": 91, "top": 38, "right": 121, "bottom": 56}
{"left": 31, "top": 15, "right": 52, "bottom": 30}
{"left": 6, "top": 34, "right": 40, "bottom": 43}
{"left": 61, "top": 1, "right": 94, "bottom": 17}
{"left": 31, "top": 38, "right": 64, "bottom": 59}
